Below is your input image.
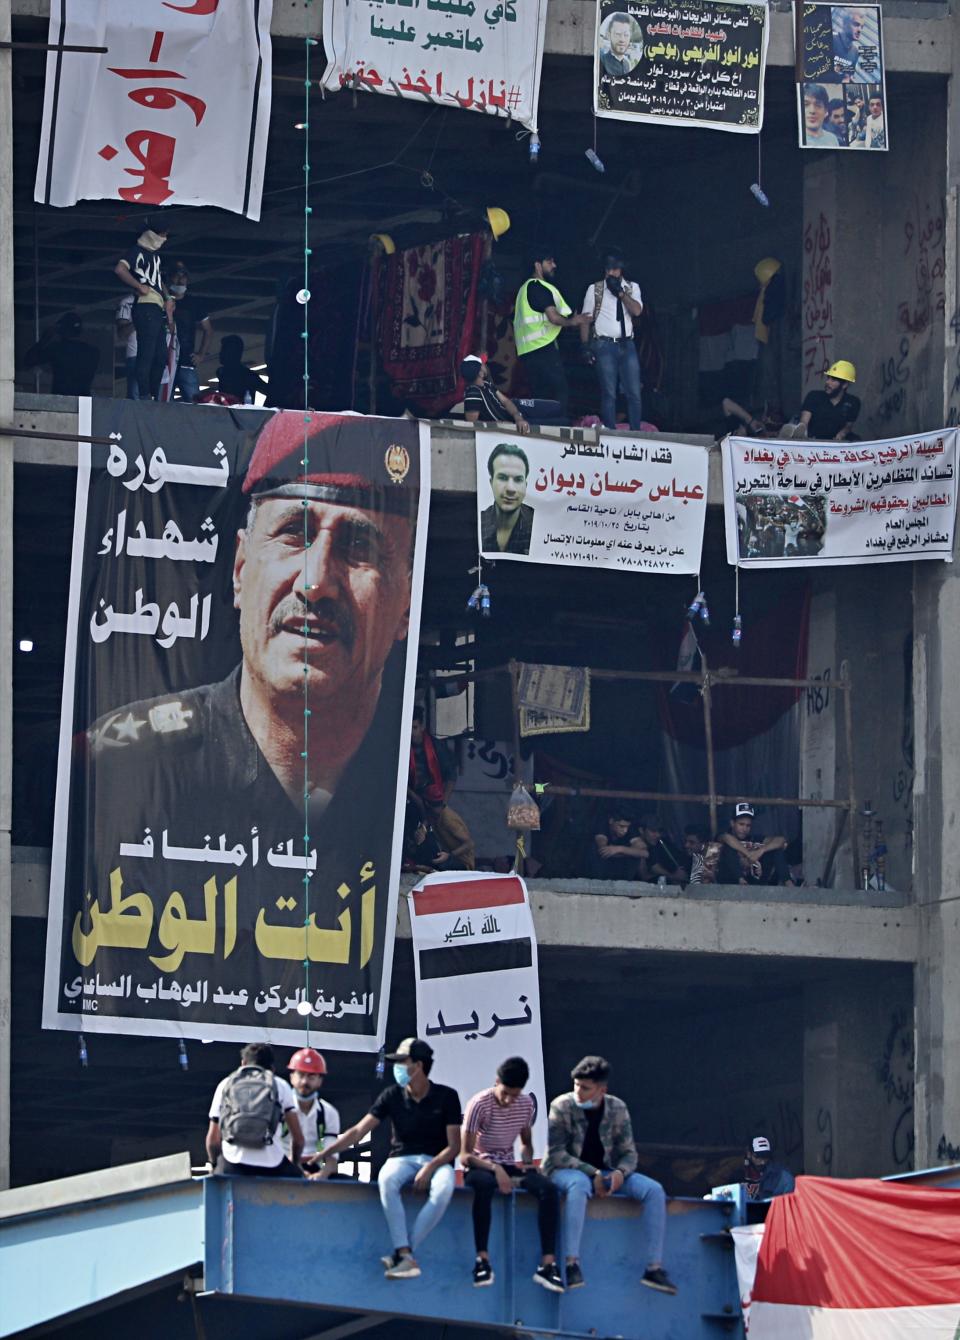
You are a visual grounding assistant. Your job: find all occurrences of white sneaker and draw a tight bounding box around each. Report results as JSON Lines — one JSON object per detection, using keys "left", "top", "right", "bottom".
{"left": 386, "top": 1254, "right": 421, "bottom": 1279}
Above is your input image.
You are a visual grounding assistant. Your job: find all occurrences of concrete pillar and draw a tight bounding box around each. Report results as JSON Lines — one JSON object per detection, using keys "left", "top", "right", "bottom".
{"left": 803, "top": 971, "right": 914, "bottom": 1179}
{"left": 0, "top": 0, "right": 13, "bottom": 1189}
{"left": 912, "top": 0, "right": 960, "bottom": 1174}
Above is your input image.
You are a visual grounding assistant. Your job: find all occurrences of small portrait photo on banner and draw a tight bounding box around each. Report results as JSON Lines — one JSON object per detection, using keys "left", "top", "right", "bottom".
{"left": 43, "top": 401, "right": 430, "bottom": 1048}
{"left": 598, "top": 11, "right": 644, "bottom": 77}
{"left": 480, "top": 440, "right": 536, "bottom": 556}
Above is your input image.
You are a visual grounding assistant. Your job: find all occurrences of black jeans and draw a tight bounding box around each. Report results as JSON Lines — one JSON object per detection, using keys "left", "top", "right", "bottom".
{"left": 214, "top": 1154, "right": 303, "bottom": 1178}
{"left": 133, "top": 302, "right": 169, "bottom": 400}
{"left": 464, "top": 1164, "right": 559, "bottom": 1255}
{"left": 519, "top": 342, "right": 569, "bottom": 420}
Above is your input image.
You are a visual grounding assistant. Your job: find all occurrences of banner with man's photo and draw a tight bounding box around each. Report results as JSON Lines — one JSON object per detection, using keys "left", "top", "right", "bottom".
{"left": 475, "top": 430, "right": 708, "bottom": 574}
{"left": 722, "top": 429, "right": 958, "bottom": 568}
{"left": 594, "top": 0, "right": 769, "bottom": 133}
{"left": 796, "top": 3, "right": 887, "bottom": 150}
{"left": 42, "top": 401, "right": 430, "bottom": 1048}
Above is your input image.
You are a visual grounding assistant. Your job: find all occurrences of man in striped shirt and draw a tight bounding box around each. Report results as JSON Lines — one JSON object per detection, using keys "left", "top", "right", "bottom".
{"left": 461, "top": 1057, "right": 563, "bottom": 1292}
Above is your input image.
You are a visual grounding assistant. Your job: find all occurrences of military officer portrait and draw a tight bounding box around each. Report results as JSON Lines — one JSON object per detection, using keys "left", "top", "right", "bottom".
{"left": 57, "top": 409, "right": 424, "bottom": 1037}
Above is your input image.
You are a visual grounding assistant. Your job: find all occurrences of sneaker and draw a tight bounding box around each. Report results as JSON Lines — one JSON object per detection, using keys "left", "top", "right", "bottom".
{"left": 533, "top": 1263, "right": 564, "bottom": 1293}
{"left": 386, "top": 1254, "right": 421, "bottom": 1279}
{"left": 565, "top": 1261, "right": 585, "bottom": 1289}
{"left": 381, "top": 1251, "right": 399, "bottom": 1269}
{"left": 473, "top": 1257, "right": 494, "bottom": 1287}
{"left": 642, "top": 1267, "right": 677, "bottom": 1295}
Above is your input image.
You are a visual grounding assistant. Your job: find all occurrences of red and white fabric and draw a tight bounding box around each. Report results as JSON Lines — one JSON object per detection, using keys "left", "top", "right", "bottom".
{"left": 747, "top": 1176, "right": 960, "bottom": 1338}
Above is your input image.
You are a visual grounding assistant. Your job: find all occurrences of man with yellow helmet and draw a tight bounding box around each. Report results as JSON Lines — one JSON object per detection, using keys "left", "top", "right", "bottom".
{"left": 782, "top": 359, "right": 861, "bottom": 440}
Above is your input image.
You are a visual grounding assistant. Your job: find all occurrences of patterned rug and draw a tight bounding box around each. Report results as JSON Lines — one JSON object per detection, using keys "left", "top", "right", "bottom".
{"left": 379, "top": 232, "right": 484, "bottom": 415}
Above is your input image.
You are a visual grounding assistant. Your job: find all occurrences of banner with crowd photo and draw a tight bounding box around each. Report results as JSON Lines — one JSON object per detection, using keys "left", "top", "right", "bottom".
{"left": 35, "top": 1, "right": 273, "bottom": 219}
{"left": 722, "top": 429, "right": 959, "bottom": 568}
{"left": 796, "top": 3, "right": 887, "bottom": 151}
{"left": 411, "top": 872, "right": 547, "bottom": 1153}
{"left": 594, "top": 0, "right": 769, "bottom": 133}
{"left": 321, "top": 0, "right": 548, "bottom": 131}
{"left": 475, "top": 430, "right": 708, "bottom": 574}
{"left": 42, "top": 401, "right": 430, "bottom": 1048}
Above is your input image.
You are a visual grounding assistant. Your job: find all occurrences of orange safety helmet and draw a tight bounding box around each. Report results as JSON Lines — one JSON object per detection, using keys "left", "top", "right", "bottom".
{"left": 288, "top": 1047, "right": 327, "bottom": 1075}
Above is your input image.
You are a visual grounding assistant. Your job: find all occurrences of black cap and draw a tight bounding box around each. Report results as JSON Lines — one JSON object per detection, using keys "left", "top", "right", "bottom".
{"left": 385, "top": 1037, "right": 434, "bottom": 1063}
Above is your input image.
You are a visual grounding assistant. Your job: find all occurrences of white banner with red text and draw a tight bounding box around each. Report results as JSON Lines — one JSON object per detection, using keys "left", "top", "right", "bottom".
{"left": 748, "top": 1175, "right": 960, "bottom": 1338}
{"left": 722, "top": 429, "right": 959, "bottom": 567}
{"left": 321, "top": 0, "right": 547, "bottom": 132}
{"left": 476, "top": 430, "right": 708, "bottom": 574}
{"left": 411, "top": 871, "right": 547, "bottom": 1155}
{"left": 35, "top": 0, "right": 273, "bottom": 219}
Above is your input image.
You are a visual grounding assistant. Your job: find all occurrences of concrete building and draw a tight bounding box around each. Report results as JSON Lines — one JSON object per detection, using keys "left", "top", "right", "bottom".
{"left": 1, "top": 5, "right": 959, "bottom": 1332}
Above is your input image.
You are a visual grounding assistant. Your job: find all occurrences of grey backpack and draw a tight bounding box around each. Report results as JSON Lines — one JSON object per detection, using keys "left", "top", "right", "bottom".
{"left": 219, "top": 1065, "right": 282, "bottom": 1147}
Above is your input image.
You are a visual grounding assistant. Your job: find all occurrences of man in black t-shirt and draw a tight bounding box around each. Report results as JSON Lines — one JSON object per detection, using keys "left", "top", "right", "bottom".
{"left": 167, "top": 261, "right": 212, "bottom": 403}
{"left": 461, "top": 355, "right": 563, "bottom": 429}
{"left": 782, "top": 360, "right": 861, "bottom": 441}
{"left": 21, "top": 311, "right": 99, "bottom": 396}
{"left": 320, "top": 1037, "right": 461, "bottom": 1279}
{"left": 590, "top": 809, "right": 648, "bottom": 880}
{"left": 638, "top": 813, "right": 684, "bottom": 884}
{"left": 215, "top": 334, "right": 269, "bottom": 404}
{"left": 114, "top": 217, "right": 173, "bottom": 401}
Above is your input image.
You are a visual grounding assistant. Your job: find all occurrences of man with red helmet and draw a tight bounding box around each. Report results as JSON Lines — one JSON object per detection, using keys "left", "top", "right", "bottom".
{"left": 282, "top": 1047, "right": 342, "bottom": 1178}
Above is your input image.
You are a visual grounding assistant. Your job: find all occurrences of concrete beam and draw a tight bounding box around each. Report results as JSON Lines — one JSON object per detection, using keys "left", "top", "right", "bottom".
{"left": 9, "top": 395, "right": 724, "bottom": 501}
{"left": 394, "top": 881, "right": 918, "bottom": 962}
{"left": 11, "top": 0, "right": 955, "bottom": 73}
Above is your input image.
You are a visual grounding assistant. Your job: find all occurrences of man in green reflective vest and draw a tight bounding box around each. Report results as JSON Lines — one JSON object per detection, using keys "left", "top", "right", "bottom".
{"left": 514, "top": 248, "right": 591, "bottom": 421}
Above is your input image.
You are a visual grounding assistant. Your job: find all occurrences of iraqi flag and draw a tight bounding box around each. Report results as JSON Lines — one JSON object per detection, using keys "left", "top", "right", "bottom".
{"left": 746, "top": 1176, "right": 960, "bottom": 1337}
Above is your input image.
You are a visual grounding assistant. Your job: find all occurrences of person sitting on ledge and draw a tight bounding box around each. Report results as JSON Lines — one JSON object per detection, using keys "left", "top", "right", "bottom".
{"left": 715, "top": 802, "right": 794, "bottom": 886}
{"left": 589, "top": 807, "right": 648, "bottom": 880}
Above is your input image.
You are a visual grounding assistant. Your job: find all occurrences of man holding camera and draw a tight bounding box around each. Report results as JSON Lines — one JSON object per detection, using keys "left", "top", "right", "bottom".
{"left": 580, "top": 250, "right": 644, "bottom": 430}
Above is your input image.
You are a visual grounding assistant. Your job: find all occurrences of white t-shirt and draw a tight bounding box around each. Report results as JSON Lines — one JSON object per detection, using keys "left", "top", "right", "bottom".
{"left": 209, "top": 1071, "right": 297, "bottom": 1168}
{"left": 581, "top": 279, "right": 642, "bottom": 339}
{"left": 281, "top": 1095, "right": 341, "bottom": 1162}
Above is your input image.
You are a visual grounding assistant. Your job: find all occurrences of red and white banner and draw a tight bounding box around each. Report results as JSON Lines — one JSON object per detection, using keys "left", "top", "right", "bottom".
{"left": 35, "top": 1, "right": 273, "bottom": 220}
{"left": 410, "top": 872, "right": 547, "bottom": 1153}
{"left": 748, "top": 1176, "right": 960, "bottom": 1338}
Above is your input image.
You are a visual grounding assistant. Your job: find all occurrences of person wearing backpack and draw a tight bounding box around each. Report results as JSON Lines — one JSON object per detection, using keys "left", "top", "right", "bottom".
{"left": 206, "top": 1042, "right": 303, "bottom": 1177}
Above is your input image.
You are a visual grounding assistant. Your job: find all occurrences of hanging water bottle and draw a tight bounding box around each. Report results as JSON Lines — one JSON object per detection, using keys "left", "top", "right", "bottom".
{"left": 750, "top": 182, "right": 770, "bottom": 207}
{"left": 732, "top": 614, "right": 743, "bottom": 648}
{"left": 178, "top": 1040, "right": 189, "bottom": 1072}
{"left": 686, "top": 591, "right": 703, "bottom": 620}
{"left": 375, "top": 1046, "right": 385, "bottom": 1080}
{"left": 699, "top": 596, "right": 711, "bottom": 627}
{"left": 479, "top": 584, "right": 491, "bottom": 618}
{"left": 585, "top": 148, "right": 605, "bottom": 173}
{"left": 78, "top": 1034, "right": 88, "bottom": 1068}
{"left": 529, "top": 133, "right": 541, "bottom": 163}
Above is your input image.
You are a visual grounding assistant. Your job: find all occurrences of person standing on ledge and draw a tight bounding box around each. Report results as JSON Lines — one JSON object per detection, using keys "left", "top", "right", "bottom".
{"left": 513, "top": 247, "right": 591, "bottom": 421}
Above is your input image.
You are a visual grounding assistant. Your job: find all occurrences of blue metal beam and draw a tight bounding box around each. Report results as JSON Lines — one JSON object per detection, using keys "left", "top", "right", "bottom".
{"left": 203, "top": 1176, "right": 743, "bottom": 1338}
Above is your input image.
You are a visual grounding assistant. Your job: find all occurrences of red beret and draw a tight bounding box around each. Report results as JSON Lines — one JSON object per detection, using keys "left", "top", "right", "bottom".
{"left": 243, "top": 411, "right": 419, "bottom": 519}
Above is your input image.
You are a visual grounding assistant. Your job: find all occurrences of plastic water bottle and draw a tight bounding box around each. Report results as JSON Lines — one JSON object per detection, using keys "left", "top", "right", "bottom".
{"left": 699, "top": 597, "right": 711, "bottom": 627}
{"left": 732, "top": 614, "right": 742, "bottom": 648}
{"left": 750, "top": 182, "right": 770, "bottom": 207}
{"left": 178, "top": 1040, "right": 189, "bottom": 1072}
{"left": 585, "top": 148, "right": 605, "bottom": 173}
{"left": 479, "top": 584, "right": 491, "bottom": 618}
{"left": 687, "top": 591, "right": 704, "bottom": 620}
{"left": 375, "top": 1046, "right": 385, "bottom": 1080}
{"left": 529, "top": 133, "right": 541, "bottom": 163}
{"left": 78, "top": 1034, "right": 88, "bottom": 1068}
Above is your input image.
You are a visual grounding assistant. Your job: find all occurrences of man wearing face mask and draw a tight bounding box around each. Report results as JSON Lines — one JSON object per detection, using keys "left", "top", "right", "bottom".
{"left": 114, "top": 216, "right": 173, "bottom": 401}
{"left": 167, "top": 262, "right": 212, "bottom": 403}
{"left": 544, "top": 1055, "right": 677, "bottom": 1295}
{"left": 580, "top": 249, "right": 644, "bottom": 430}
{"left": 514, "top": 248, "right": 592, "bottom": 422}
{"left": 320, "top": 1038, "right": 461, "bottom": 1279}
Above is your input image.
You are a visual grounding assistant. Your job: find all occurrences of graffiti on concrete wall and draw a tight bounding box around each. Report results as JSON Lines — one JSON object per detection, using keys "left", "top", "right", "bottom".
{"left": 802, "top": 212, "right": 833, "bottom": 389}
{"left": 878, "top": 1007, "right": 915, "bottom": 1169}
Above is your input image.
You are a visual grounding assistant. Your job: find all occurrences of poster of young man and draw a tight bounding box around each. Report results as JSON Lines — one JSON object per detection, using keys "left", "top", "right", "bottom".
{"left": 594, "top": 0, "right": 769, "bottom": 133}
{"left": 42, "top": 401, "right": 430, "bottom": 1047}
{"left": 475, "top": 430, "right": 708, "bottom": 574}
{"left": 796, "top": 5, "right": 887, "bottom": 150}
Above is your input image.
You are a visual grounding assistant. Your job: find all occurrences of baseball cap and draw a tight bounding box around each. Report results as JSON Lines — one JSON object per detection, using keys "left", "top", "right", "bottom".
{"left": 385, "top": 1037, "right": 434, "bottom": 1063}
{"left": 751, "top": 1136, "right": 772, "bottom": 1155}
{"left": 242, "top": 411, "right": 419, "bottom": 519}
{"left": 735, "top": 802, "right": 755, "bottom": 819}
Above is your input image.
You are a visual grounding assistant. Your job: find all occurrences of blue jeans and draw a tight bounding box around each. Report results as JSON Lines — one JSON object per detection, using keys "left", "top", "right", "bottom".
{"left": 175, "top": 364, "right": 199, "bottom": 402}
{"left": 550, "top": 1168, "right": 666, "bottom": 1266}
{"left": 378, "top": 1155, "right": 455, "bottom": 1253}
{"left": 595, "top": 338, "right": 642, "bottom": 429}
